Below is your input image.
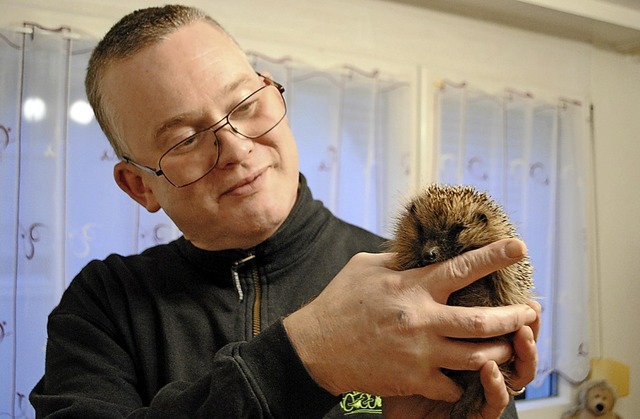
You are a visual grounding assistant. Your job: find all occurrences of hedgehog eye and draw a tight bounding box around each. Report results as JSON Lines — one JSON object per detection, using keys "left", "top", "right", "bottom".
{"left": 450, "top": 223, "right": 465, "bottom": 237}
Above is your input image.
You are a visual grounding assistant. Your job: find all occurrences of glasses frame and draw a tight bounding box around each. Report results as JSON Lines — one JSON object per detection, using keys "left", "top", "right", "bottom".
{"left": 122, "top": 73, "right": 286, "bottom": 188}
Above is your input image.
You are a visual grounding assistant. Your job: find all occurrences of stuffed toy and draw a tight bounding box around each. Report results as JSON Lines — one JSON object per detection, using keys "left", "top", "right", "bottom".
{"left": 562, "top": 379, "right": 621, "bottom": 419}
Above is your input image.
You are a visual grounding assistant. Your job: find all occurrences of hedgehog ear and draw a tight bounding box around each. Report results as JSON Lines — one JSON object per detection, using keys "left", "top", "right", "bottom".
{"left": 476, "top": 212, "right": 489, "bottom": 224}
{"left": 409, "top": 202, "right": 417, "bottom": 215}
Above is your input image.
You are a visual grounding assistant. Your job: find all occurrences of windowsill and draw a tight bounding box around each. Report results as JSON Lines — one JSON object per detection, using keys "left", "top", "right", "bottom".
{"left": 516, "top": 379, "right": 573, "bottom": 419}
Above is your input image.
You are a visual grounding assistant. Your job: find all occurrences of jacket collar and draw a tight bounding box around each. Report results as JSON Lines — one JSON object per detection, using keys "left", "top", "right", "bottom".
{"left": 175, "top": 173, "right": 330, "bottom": 274}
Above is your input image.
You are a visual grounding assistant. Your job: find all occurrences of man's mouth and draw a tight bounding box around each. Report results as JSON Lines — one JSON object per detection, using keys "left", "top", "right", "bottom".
{"left": 223, "top": 168, "right": 267, "bottom": 196}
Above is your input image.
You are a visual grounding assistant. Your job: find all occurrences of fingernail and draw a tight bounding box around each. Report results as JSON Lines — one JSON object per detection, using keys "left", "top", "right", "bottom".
{"left": 493, "top": 362, "right": 501, "bottom": 379}
{"left": 505, "top": 240, "right": 525, "bottom": 258}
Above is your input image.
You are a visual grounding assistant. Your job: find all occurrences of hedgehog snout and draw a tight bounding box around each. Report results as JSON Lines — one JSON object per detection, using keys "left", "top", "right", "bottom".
{"left": 421, "top": 246, "right": 440, "bottom": 265}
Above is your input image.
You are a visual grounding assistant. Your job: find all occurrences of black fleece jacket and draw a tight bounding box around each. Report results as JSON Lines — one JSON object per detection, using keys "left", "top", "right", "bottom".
{"left": 30, "top": 175, "right": 519, "bottom": 418}
{"left": 30, "top": 176, "right": 387, "bottom": 418}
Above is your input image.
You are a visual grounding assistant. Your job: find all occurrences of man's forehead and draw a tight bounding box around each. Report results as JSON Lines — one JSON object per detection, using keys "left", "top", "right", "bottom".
{"left": 100, "top": 26, "right": 256, "bottom": 154}
{"left": 152, "top": 73, "right": 257, "bottom": 140}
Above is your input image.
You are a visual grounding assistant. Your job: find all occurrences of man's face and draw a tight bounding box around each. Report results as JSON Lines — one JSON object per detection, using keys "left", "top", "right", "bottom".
{"left": 103, "top": 21, "right": 299, "bottom": 250}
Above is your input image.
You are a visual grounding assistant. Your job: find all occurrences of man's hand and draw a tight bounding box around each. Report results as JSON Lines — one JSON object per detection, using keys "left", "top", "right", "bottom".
{"left": 283, "top": 238, "right": 538, "bottom": 402}
{"left": 382, "top": 361, "right": 509, "bottom": 418}
{"left": 508, "top": 300, "right": 541, "bottom": 391}
{"left": 382, "top": 301, "right": 541, "bottom": 418}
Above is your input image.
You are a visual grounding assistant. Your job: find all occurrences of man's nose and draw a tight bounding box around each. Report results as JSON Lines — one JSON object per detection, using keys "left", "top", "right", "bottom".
{"left": 214, "top": 125, "right": 254, "bottom": 168}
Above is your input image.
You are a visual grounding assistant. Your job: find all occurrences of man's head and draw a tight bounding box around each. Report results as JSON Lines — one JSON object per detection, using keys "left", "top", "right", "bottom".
{"left": 87, "top": 5, "right": 300, "bottom": 250}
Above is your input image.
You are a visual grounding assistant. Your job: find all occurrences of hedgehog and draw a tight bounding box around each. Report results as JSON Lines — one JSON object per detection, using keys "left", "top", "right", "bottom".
{"left": 386, "top": 184, "right": 534, "bottom": 418}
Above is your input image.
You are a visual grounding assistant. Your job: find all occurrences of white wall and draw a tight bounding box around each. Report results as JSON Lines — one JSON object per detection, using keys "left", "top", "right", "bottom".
{"left": 2, "top": 0, "right": 638, "bottom": 416}
{"left": 589, "top": 48, "right": 640, "bottom": 417}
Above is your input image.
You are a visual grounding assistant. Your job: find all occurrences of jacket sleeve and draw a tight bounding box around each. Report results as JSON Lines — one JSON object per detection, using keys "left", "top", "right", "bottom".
{"left": 30, "top": 312, "right": 338, "bottom": 418}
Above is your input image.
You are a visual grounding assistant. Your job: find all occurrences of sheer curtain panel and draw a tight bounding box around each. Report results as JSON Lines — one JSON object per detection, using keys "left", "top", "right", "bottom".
{"left": 0, "top": 28, "right": 413, "bottom": 418}
{"left": 0, "top": 25, "right": 180, "bottom": 418}
{"left": 249, "top": 53, "right": 413, "bottom": 236}
{"left": 434, "top": 81, "right": 591, "bottom": 399}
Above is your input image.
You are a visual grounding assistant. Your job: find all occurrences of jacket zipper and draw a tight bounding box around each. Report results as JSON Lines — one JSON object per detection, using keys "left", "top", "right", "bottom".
{"left": 231, "top": 254, "right": 255, "bottom": 302}
{"left": 230, "top": 253, "right": 262, "bottom": 337}
{"left": 251, "top": 266, "right": 262, "bottom": 337}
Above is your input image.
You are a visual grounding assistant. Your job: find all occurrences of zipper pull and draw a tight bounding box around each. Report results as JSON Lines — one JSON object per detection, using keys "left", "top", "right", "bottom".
{"left": 231, "top": 253, "right": 256, "bottom": 302}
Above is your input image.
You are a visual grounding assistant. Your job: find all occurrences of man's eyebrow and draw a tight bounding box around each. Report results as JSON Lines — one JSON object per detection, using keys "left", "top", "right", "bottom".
{"left": 152, "top": 74, "right": 256, "bottom": 141}
{"left": 153, "top": 114, "right": 191, "bottom": 144}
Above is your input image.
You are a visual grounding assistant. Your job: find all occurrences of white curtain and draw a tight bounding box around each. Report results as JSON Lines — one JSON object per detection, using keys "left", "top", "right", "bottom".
{"left": 0, "top": 28, "right": 412, "bottom": 417}
{"left": 434, "top": 81, "right": 591, "bottom": 396}
{"left": 0, "top": 25, "right": 178, "bottom": 418}
{"left": 249, "top": 53, "right": 412, "bottom": 236}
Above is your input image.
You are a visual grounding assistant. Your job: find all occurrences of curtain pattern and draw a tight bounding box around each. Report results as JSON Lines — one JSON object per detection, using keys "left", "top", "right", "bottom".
{"left": 249, "top": 54, "right": 412, "bottom": 236}
{"left": 0, "top": 28, "right": 412, "bottom": 417}
{"left": 435, "top": 82, "right": 591, "bottom": 396}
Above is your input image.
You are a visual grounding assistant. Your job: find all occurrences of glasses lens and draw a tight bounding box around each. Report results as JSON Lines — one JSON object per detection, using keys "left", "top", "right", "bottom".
{"left": 229, "top": 84, "right": 286, "bottom": 138}
{"left": 160, "top": 130, "right": 219, "bottom": 187}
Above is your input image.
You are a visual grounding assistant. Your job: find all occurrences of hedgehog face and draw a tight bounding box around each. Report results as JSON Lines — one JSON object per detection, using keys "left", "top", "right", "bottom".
{"left": 389, "top": 184, "right": 524, "bottom": 275}
{"left": 408, "top": 201, "right": 493, "bottom": 267}
{"left": 413, "top": 221, "right": 466, "bottom": 267}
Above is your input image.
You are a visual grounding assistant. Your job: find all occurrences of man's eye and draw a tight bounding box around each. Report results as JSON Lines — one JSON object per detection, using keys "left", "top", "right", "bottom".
{"left": 232, "top": 99, "right": 259, "bottom": 120}
{"left": 182, "top": 135, "right": 198, "bottom": 146}
{"left": 172, "top": 133, "right": 202, "bottom": 154}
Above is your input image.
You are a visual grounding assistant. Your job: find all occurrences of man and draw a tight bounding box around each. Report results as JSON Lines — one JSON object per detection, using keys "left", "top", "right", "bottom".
{"left": 30, "top": 5, "right": 539, "bottom": 418}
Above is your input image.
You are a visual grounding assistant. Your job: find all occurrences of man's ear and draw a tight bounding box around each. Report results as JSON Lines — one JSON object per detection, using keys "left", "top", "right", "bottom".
{"left": 260, "top": 70, "right": 274, "bottom": 83}
{"left": 114, "top": 161, "right": 161, "bottom": 213}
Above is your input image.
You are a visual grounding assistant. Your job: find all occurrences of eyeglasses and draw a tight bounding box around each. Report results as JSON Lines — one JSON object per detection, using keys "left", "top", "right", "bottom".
{"left": 123, "top": 74, "right": 286, "bottom": 187}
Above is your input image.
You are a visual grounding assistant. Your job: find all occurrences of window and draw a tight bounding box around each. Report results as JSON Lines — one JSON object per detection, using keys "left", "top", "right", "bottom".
{"left": 250, "top": 54, "right": 414, "bottom": 236}
{"left": 434, "top": 80, "right": 592, "bottom": 400}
